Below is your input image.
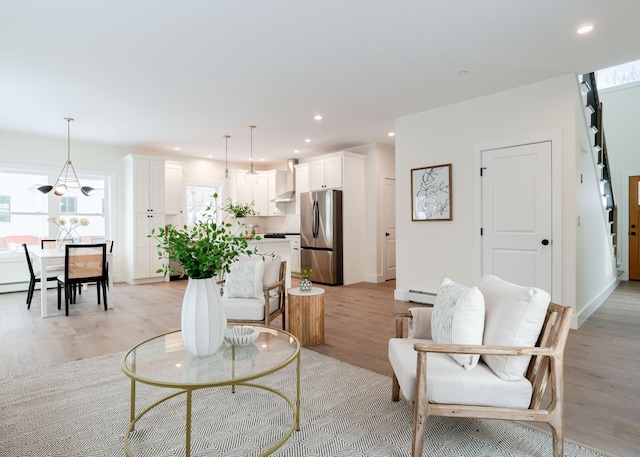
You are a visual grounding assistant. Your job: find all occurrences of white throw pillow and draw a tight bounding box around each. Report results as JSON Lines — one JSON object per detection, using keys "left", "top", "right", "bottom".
{"left": 478, "top": 275, "right": 550, "bottom": 381}
{"left": 223, "top": 260, "right": 265, "bottom": 299}
{"left": 431, "top": 278, "right": 485, "bottom": 370}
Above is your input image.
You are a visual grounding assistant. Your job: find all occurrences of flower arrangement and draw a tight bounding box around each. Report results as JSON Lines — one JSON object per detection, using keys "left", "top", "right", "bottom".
{"left": 295, "top": 268, "right": 313, "bottom": 280}
{"left": 150, "top": 193, "right": 262, "bottom": 279}
{"left": 48, "top": 216, "right": 89, "bottom": 238}
{"left": 222, "top": 199, "right": 260, "bottom": 218}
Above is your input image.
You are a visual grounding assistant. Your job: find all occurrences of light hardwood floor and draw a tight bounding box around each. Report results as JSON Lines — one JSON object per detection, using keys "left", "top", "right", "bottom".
{"left": 0, "top": 278, "right": 638, "bottom": 456}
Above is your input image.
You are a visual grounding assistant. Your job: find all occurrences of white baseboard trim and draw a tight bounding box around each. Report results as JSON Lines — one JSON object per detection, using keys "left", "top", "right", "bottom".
{"left": 394, "top": 288, "right": 437, "bottom": 305}
{"left": 364, "top": 273, "right": 385, "bottom": 283}
{"left": 573, "top": 279, "right": 619, "bottom": 329}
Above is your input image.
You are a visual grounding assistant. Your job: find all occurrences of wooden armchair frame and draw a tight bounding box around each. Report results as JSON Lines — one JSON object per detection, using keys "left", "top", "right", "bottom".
{"left": 222, "top": 260, "right": 287, "bottom": 328}
{"left": 392, "top": 302, "right": 573, "bottom": 457}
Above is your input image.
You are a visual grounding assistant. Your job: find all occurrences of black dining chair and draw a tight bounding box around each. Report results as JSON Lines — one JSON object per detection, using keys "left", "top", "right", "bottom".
{"left": 22, "top": 243, "right": 60, "bottom": 309}
{"left": 56, "top": 244, "right": 108, "bottom": 316}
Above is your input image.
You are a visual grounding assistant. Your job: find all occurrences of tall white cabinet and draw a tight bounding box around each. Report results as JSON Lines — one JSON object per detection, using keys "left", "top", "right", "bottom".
{"left": 123, "top": 154, "right": 167, "bottom": 284}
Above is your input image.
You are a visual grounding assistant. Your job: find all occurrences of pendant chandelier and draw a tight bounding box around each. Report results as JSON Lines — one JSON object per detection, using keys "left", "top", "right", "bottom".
{"left": 245, "top": 125, "right": 259, "bottom": 184}
{"left": 223, "top": 134, "right": 231, "bottom": 179}
{"left": 38, "top": 118, "right": 95, "bottom": 196}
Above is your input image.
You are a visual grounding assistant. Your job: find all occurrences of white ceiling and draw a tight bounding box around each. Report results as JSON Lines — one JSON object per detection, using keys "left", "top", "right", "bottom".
{"left": 1, "top": 1, "right": 639, "bottom": 166}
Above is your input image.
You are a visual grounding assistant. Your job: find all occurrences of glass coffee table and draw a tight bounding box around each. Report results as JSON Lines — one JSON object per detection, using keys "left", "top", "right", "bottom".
{"left": 121, "top": 325, "right": 300, "bottom": 457}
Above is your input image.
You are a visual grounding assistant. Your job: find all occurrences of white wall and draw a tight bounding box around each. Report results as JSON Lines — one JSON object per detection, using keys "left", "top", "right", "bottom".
{"left": 600, "top": 83, "right": 640, "bottom": 281}
{"left": 395, "top": 74, "right": 617, "bottom": 322}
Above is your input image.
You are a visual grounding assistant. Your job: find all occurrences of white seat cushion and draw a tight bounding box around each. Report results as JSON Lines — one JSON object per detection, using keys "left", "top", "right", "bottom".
{"left": 222, "top": 296, "right": 280, "bottom": 321}
{"left": 478, "top": 275, "right": 550, "bottom": 381}
{"left": 388, "top": 338, "right": 532, "bottom": 408}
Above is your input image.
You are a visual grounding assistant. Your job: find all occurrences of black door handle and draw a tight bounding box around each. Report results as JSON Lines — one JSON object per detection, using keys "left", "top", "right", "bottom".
{"left": 385, "top": 232, "right": 390, "bottom": 236}
{"left": 541, "top": 239, "right": 550, "bottom": 246}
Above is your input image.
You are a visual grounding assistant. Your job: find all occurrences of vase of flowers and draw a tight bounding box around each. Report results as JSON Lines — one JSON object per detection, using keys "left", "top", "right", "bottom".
{"left": 47, "top": 216, "right": 89, "bottom": 250}
{"left": 296, "top": 269, "right": 313, "bottom": 292}
{"left": 150, "top": 193, "right": 261, "bottom": 357}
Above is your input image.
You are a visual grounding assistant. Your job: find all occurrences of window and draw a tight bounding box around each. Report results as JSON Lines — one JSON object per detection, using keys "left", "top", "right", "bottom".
{"left": 186, "top": 185, "right": 220, "bottom": 224}
{"left": 59, "top": 196, "right": 77, "bottom": 214}
{"left": 0, "top": 168, "right": 111, "bottom": 254}
{"left": 0, "top": 196, "right": 10, "bottom": 222}
{"left": 596, "top": 59, "right": 640, "bottom": 90}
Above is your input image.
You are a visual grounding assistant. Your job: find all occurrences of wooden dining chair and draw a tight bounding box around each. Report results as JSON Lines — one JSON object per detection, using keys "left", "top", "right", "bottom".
{"left": 22, "top": 243, "right": 60, "bottom": 309}
{"left": 56, "top": 244, "right": 108, "bottom": 316}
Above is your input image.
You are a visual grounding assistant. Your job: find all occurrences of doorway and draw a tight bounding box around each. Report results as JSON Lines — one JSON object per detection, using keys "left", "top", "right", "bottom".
{"left": 383, "top": 177, "right": 396, "bottom": 280}
{"left": 480, "top": 141, "right": 553, "bottom": 292}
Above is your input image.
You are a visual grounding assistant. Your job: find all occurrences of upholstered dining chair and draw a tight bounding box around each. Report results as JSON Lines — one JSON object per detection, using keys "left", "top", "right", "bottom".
{"left": 22, "top": 243, "right": 60, "bottom": 309}
{"left": 388, "top": 275, "right": 574, "bottom": 457}
{"left": 221, "top": 257, "right": 287, "bottom": 328}
{"left": 56, "top": 243, "right": 108, "bottom": 316}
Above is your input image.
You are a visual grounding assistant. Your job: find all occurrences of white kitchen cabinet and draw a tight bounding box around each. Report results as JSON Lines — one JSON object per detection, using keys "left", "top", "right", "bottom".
{"left": 123, "top": 154, "right": 167, "bottom": 284}
{"left": 164, "top": 161, "right": 183, "bottom": 215}
{"left": 308, "top": 154, "right": 342, "bottom": 191}
{"left": 288, "top": 236, "right": 301, "bottom": 274}
{"left": 132, "top": 157, "right": 165, "bottom": 214}
{"left": 294, "top": 163, "right": 309, "bottom": 215}
{"left": 233, "top": 170, "right": 286, "bottom": 216}
{"left": 133, "top": 212, "right": 166, "bottom": 279}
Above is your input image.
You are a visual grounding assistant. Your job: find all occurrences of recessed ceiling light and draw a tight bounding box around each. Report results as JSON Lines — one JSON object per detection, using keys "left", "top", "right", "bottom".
{"left": 174, "top": 147, "right": 180, "bottom": 151}
{"left": 314, "top": 114, "right": 323, "bottom": 120}
{"left": 208, "top": 154, "right": 213, "bottom": 158}
{"left": 305, "top": 139, "right": 311, "bottom": 143}
{"left": 388, "top": 132, "right": 395, "bottom": 137}
{"left": 294, "top": 149, "right": 299, "bottom": 153}
{"left": 260, "top": 158, "right": 265, "bottom": 162}
{"left": 577, "top": 24, "right": 594, "bottom": 34}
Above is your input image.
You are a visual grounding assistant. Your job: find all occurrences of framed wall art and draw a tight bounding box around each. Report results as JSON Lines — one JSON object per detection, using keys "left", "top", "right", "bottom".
{"left": 411, "top": 163, "right": 452, "bottom": 221}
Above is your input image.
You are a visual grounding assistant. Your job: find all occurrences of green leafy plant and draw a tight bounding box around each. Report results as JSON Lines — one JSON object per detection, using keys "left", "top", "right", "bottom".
{"left": 223, "top": 199, "right": 260, "bottom": 218}
{"left": 295, "top": 269, "right": 313, "bottom": 280}
{"left": 150, "top": 194, "right": 261, "bottom": 279}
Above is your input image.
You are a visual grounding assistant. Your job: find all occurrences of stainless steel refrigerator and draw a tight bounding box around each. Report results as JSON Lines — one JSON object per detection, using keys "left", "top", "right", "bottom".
{"left": 300, "top": 190, "right": 343, "bottom": 285}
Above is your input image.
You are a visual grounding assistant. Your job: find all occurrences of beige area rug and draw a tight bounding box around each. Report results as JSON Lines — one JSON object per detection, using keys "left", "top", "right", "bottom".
{"left": 0, "top": 348, "right": 610, "bottom": 457}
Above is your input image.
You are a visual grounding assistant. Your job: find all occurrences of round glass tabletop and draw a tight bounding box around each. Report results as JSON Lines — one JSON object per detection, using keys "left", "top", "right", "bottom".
{"left": 121, "top": 325, "right": 299, "bottom": 388}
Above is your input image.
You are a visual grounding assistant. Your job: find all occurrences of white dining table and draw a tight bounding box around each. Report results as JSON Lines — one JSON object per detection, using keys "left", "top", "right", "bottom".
{"left": 28, "top": 246, "right": 114, "bottom": 318}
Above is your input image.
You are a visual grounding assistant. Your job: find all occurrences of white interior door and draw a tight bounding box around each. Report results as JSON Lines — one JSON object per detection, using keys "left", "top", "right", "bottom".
{"left": 383, "top": 177, "right": 396, "bottom": 280}
{"left": 481, "top": 141, "right": 552, "bottom": 292}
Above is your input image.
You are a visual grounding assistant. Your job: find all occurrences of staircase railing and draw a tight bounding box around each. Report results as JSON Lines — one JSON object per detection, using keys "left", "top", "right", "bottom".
{"left": 581, "top": 72, "right": 620, "bottom": 269}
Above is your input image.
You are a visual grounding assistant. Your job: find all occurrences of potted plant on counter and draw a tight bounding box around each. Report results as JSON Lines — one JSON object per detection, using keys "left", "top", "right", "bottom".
{"left": 222, "top": 199, "right": 260, "bottom": 233}
{"left": 150, "top": 193, "right": 260, "bottom": 357}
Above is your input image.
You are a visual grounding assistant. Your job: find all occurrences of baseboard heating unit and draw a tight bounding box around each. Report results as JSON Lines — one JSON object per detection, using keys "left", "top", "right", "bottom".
{"left": 406, "top": 289, "right": 436, "bottom": 305}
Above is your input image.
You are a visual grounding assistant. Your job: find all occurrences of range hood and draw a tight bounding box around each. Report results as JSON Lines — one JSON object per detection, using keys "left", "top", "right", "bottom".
{"left": 273, "top": 158, "right": 298, "bottom": 203}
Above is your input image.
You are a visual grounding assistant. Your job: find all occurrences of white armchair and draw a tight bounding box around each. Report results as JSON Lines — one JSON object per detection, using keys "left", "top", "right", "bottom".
{"left": 221, "top": 256, "right": 287, "bottom": 328}
{"left": 388, "top": 275, "right": 573, "bottom": 457}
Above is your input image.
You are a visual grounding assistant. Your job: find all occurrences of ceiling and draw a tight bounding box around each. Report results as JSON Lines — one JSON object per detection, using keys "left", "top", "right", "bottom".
{"left": 1, "top": 1, "right": 639, "bottom": 166}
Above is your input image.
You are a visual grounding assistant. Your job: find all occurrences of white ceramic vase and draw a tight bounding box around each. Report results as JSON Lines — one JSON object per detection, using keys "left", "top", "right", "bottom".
{"left": 181, "top": 277, "right": 227, "bottom": 357}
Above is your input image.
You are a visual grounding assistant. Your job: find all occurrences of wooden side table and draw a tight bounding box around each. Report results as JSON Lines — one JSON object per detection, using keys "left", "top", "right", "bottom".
{"left": 287, "top": 287, "right": 325, "bottom": 346}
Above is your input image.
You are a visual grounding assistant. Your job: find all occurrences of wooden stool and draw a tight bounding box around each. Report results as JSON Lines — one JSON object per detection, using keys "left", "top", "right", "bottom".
{"left": 287, "top": 287, "right": 325, "bottom": 346}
